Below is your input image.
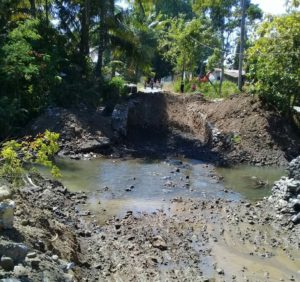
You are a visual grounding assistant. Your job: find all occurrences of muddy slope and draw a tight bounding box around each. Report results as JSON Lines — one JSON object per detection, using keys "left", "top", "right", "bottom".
{"left": 125, "top": 93, "right": 300, "bottom": 166}
{"left": 197, "top": 94, "right": 300, "bottom": 166}
{"left": 25, "top": 93, "right": 300, "bottom": 165}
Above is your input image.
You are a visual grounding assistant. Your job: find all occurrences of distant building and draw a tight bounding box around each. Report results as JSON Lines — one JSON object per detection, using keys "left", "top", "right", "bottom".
{"left": 209, "top": 68, "right": 246, "bottom": 84}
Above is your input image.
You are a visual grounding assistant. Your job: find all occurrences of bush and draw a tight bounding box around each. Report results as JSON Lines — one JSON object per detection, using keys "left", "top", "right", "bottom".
{"left": 102, "top": 77, "right": 127, "bottom": 103}
{"left": 173, "top": 78, "right": 239, "bottom": 99}
{"left": 0, "top": 130, "right": 60, "bottom": 185}
{"left": 247, "top": 13, "right": 300, "bottom": 115}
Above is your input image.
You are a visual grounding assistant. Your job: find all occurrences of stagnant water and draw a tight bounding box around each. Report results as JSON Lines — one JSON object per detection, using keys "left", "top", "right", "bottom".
{"left": 47, "top": 157, "right": 299, "bottom": 280}
{"left": 51, "top": 157, "right": 285, "bottom": 224}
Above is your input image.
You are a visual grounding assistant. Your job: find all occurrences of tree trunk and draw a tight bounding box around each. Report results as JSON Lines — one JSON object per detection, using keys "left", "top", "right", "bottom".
{"left": 45, "top": 0, "right": 49, "bottom": 25}
{"left": 96, "top": 1, "right": 108, "bottom": 78}
{"left": 29, "top": 0, "right": 36, "bottom": 17}
{"left": 80, "top": 0, "right": 90, "bottom": 74}
{"left": 219, "top": 29, "right": 225, "bottom": 96}
{"left": 238, "top": 0, "right": 246, "bottom": 91}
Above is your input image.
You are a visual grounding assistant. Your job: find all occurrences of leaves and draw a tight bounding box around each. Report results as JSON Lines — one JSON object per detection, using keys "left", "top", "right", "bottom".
{"left": 0, "top": 131, "right": 61, "bottom": 185}
{"left": 247, "top": 12, "right": 300, "bottom": 113}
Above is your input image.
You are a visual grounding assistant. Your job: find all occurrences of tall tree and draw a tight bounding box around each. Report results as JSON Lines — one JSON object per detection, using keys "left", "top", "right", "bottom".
{"left": 193, "top": 0, "right": 239, "bottom": 95}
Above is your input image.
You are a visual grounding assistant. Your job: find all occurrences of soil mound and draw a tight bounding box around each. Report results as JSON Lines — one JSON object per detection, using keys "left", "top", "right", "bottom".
{"left": 24, "top": 93, "right": 300, "bottom": 165}
{"left": 197, "top": 94, "right": 300, "bottom": 165}
{"left": 26, "top": 106, "right": 114, "bottom": 158}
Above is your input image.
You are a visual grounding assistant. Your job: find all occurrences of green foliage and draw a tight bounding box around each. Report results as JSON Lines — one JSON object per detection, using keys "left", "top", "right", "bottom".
{"left": 0, "top": 131, "right": 61, "bottom": 185}
{"left": 0, "top": 18, "right": 61, "bottom": 135}
{"left": 101, "top": 76, "right": 127, "bottom": 106}
{"left": 247, "top": 12, "right": 300, "bottom": 114}
{"left": 173, "top": 79, "right": 239, "bottom": 99}
{"left": 231, "top": 134, "right": 241, "bottom": 144}
{"left": 158, "top": 17, "right": 217, "bottom": 75}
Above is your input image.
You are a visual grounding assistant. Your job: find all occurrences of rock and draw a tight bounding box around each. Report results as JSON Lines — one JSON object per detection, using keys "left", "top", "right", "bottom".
{"left": 0, "top": 242, "right": 28, "bottom": 263}
{"left": 28, "top": 258, "right": 41, "bottom": 269}
{"left": 26, "top": 252, "right": 37, "bottom": 259}
{"left": 151, "top": 236, "right": 167, "bottom": 251}
{"left": 77, "top": 138, "right": 110, "bottom": 153}
{"left": 13, "top": 265, "right": 28, "bottom": 277}
{"left": 291, "top": 213, "right": 300, "bottom": 224}
{"left": 111, "top": 103, "right": 130, "bottom": 137}
{"left": 216, "top": 268, "right": 224, "bottom": 275}
{"left": 63, "top": 273, "right": 75, "bottom": 282}
{"left": 288, "top": 156, "right": 300, "bottom": 180}
{"left": 0, "top": 201, "right": 15, "bottom": 229}
{"left": 1, "top": 256, "right": 14, "bottom": 271}
{"left": 52, "top": 255, "right": 59, "bottom": 262}
{"left": 0, "top": 185, "right": 12, "bottom": 201}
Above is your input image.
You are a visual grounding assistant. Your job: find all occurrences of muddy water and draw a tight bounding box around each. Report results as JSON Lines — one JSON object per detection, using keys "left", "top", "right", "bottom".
{"left": 52, "top": 158, "right": 299, "bottom": 281}
{"left": 54, "top": 158, "right": 284, "bottom": 222}
{"left": 217, "top": 165, "right": 286, "bottom": 201}
{"left": 55, "top": 158, "right": 237, "bottom": 223}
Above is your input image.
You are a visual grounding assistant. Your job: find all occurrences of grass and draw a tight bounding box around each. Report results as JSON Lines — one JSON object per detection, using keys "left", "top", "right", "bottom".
{"left": 172, "top": 79, "right": 240, "bottom": 100}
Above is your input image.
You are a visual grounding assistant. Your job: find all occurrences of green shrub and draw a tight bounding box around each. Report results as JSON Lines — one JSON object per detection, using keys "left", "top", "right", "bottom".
{"left": 0, "top": 130, "right": 61, "bottom": 185}
{"left": 247, "top": 13, "right": 300, "bottom": 115}
{"left": 102, "top": 76, "right": 127, "bottom": 103}
{"left": 173, "top": 78, "right": 239, "bottom": 99}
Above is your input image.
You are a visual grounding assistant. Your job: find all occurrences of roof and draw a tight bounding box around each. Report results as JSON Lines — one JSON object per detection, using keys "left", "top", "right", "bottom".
{"left": 294, "top": 106, "right": 300, "bottom": 113}
{"left": 214, "top": 68, "right": 246, "bottom": 78}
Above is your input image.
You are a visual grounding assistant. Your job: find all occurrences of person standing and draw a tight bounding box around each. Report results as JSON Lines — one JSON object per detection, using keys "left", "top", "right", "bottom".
{"left": 180, "top": 81, "right": 184, "bottom": 93}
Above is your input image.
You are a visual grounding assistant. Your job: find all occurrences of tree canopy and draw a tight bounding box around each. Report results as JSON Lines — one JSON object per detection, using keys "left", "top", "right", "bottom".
{"left": 0, "top": 0, "right": 298, "bottom": 139}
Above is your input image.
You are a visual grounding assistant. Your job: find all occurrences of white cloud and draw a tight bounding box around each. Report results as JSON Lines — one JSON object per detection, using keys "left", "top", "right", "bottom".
{"left": 251, "top": 0, "right": 287, "bottom": 15}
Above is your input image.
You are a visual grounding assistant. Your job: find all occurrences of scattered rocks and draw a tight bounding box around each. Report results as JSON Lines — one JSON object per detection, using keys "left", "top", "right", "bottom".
{"left": 0, "top": 242, "right": 28, "bottom": 263}
{"left": 0, "top": 185, "right": 12, "bottom": 201}
{"left": 216, "top": 268, "right": 225, "bottom": 275}
{"left": 151, "top": 235, "right": 167, "bottom": 251}
{"left": 288, "top": 156, "right": 300, "bottom": 180}
{"left": 268, "top": 156, "right": 300, "bottom": 225}
{"left": 1, "top": 256, "right": 14, "bottom": 271}
{"left": 0, "top": 200, "right": 15, "bottom": 229}
{"left": 13, "top": 265, "right": 28, "bottom": 278}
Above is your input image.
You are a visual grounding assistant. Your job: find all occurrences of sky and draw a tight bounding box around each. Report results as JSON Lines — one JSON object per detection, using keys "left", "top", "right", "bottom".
{"left": 119, "top": 0, "right": 288, "bottom": 15}
{"left": 252, "top": 0, "right": 287, "bottom": 15}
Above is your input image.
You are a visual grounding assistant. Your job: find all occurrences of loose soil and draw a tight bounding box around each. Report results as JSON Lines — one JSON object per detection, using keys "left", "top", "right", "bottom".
{"left": 2, "top": 92, "right": 299, "bottom": 281}
{"left": 1, "top": 168, "right": 299, "bottom": 281}
{"left": 26, "top": 92, "right": 300, "bottom": 165}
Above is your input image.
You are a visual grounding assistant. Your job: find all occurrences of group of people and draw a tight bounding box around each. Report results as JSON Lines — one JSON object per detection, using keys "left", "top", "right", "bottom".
{"left": 144, "top": 78, "right": 162, "bottom": 89}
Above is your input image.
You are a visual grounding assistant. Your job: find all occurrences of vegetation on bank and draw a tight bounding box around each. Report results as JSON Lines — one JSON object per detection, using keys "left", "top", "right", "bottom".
{"left": 173, "top": 79, "right": 239, "bottom": 99}
{"left": 0, "top": 131, "right": 60, "bottom": 185}
{"left": 0, "top": 1, "right": 299, "bottom": 140}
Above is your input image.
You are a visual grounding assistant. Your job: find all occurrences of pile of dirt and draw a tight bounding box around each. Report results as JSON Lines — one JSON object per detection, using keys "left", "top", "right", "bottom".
{"left": 24, "top": 93, "right": 300, "bottom": 165}
{"left": 26, "top": 106, "right": 115, "bottom": 159}
{"left": 124, "top": 93, "right": 300, "bottom": 166}
{"left": 197, "top": 94, "right": 300, "bottom": 166}
{"left": 0, "top": 175, "right": 92, "bottom": 281}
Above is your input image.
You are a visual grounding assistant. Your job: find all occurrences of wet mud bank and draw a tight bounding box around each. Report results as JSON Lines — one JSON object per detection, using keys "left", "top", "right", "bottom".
{"left": 120, "top": 93, "right": 300, "bottom": 166}
{"left": 0, "top": 157, "right": 299, "bottom": 281}
{"left": 26, "top": 93, "right": 300, "bottom": 166}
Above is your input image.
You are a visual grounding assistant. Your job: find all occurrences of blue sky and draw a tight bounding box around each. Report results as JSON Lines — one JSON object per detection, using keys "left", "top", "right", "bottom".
{"left": 119, "top": 0, "right": 288, "bottom": 15}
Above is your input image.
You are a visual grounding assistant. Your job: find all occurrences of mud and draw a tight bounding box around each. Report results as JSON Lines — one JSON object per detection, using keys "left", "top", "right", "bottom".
{"left": 26, "top": 93, "right": 300, "bottom": 166}
{"left": 0, "top": 159, "right": 299, "bottom": 281}
{"left": 3, "top": 93, "right": 299, "bottom": 281}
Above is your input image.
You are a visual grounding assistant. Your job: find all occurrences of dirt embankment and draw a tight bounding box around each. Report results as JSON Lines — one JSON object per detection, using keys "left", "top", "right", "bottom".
{"left": 124, "top": 93, "right": 300, "bottom": 166}
{"left": 25, "top": 93, "right": 300, "bottom": 165}
{"left": 26, "top": 106, "right": 115, "bottom": 159}
{"left": 197, "top": 94, "right": 300, "bottom": 166}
